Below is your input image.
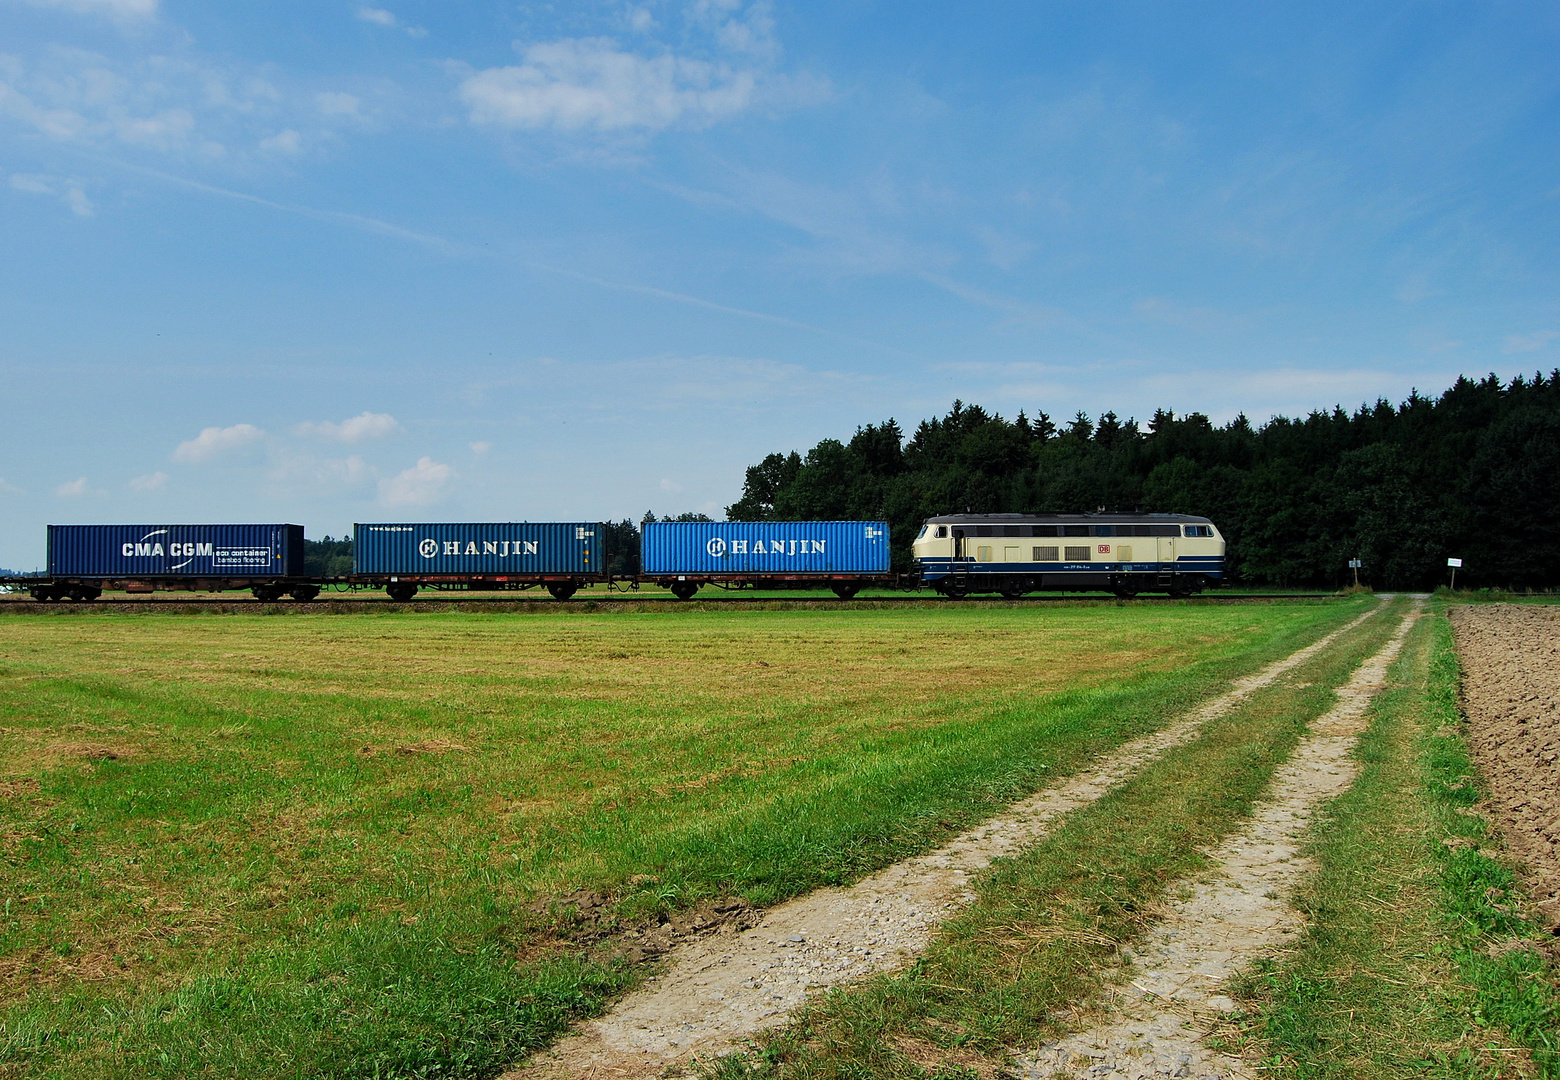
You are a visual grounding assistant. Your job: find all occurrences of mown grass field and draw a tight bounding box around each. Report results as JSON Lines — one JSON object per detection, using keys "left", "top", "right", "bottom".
{"left": 0, "top": 600, "right": 1364, "bottom": 1078}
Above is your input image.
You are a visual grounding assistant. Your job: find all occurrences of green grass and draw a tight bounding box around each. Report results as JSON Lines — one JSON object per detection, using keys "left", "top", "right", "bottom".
{"left": 1233, "top": 608, "right": 1560, "bottom": 1078}
{"left": 0, "top": 601, "right": 1369, "bottom": 1078}
{"left": 700, "top": 597, "right": 1410, "bottom": 1079}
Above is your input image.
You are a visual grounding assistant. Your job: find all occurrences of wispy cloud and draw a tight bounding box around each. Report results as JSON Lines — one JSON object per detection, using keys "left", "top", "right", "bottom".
{"left": 378, "top": 456, "right": 451, "bottom": 506}
{"left": 295, "top": 411, "right": 401, "bottom": 443}
{"left": 172, "top": 422, "right": 265, "bottom": 462}
{"left": 0, "top": 477, "right": 25, "bottom": 495}
{"left": 355, "top": 7, "right": 395, "bottom": 27}
{"left": 128, "top": 471, "right": 167, "bottom": 491}
{"left": 19, "top": 0, "right": 156, "bottom": 18}
{"left": 460, "top": 38, "right": 757, "bottom": 132}
{"left": 1503, "top": 330, "right": 1557, "bottom": 354}
{"left": 8, "top": 172, "right": 94, "bottom": 216}
{"left": 55, "top": 476, "right": 102, "bottom": 497}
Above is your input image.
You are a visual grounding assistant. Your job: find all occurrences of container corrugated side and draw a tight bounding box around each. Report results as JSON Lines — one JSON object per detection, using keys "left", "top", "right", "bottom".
{"left": 47, "top": 524, "right": 304, "bottom": 578}
{"left": 353, "top": 523, "right": 605, "bottom": 576}
{"left": 641, "top": 521, "right": 890, "bottom": 576}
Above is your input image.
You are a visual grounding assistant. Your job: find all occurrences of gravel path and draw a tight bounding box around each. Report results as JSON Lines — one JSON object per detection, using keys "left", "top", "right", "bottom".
{"left": 509, "top": 604, "right": 1385, "bottom": 1080}
{"left": 1014, "top": 599, "right": 1421, "bottom": 1080}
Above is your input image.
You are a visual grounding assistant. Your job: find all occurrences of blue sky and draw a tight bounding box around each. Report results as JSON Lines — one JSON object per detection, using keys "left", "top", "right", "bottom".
{"left": 2, "top": 0, "right": 1557, "bottom": 567}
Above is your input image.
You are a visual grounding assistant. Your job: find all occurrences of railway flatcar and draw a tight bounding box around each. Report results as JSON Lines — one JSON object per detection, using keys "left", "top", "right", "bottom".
{"left": 352, "top": 521, "right": 608, "bottom": 600}
{"left": 37, "top": 523, "right": 311, "bottom": 601}
{"left": 912, "top": 513, "right": 1224, "bottom": 598}
{"left": 641, "top": 520, "right": 892, "bottom": 599}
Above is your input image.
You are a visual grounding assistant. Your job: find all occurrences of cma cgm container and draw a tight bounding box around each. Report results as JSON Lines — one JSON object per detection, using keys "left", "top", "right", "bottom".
{"left": 641, "top": 520, "right": 890, "bottom": 599}
{"left": 353, "top": 522, "right": 606, "bottom": 601}
{"left": 43, "top": 524, "right": 305, "bottom": 601}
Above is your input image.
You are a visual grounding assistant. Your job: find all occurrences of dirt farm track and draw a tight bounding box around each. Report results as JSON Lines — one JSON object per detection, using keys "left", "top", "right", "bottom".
{"left": 1452, "top": 604, "right": 1560, "bottom": 932}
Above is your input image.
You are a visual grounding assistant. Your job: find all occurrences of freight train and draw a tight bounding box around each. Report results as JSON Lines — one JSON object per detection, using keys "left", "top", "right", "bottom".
{"left": 5, "top": 514, "right": 1223, "bottom": 601}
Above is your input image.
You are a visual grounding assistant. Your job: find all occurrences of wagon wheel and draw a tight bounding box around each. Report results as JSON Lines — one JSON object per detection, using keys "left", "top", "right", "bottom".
{"left": 670, "top": 581, "right": 699, "bottom": 600}
{"left": 385, "top": 583, "right": 418, "bottom": 602}
{"left": 252, "top": 585, "right": 282, "bottom": 602}
{"left": 547, "top": 582, "right": 578, "bottom": 601}
{"left": 831, "top": 582, "right": 861, "bottom": 600}
{"left": 289, "top": 585, "right": 321, "bottom": 602}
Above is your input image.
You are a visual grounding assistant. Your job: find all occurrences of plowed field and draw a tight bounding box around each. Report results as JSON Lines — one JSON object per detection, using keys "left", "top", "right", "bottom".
{"left": 1451, "top": 604, "right": 1560, "bottom": 931}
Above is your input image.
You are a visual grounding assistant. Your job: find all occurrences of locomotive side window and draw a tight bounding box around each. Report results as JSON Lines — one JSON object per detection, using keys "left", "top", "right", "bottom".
{"left": 1030, "top": 525, "right": 1058, "bottom": 537}
{"left": 1034, "top": 546, "right": 1059, "bottom": 561}
{"left": 935, "top": 526, "right": 948, "bottom": 539}
{"left": 976, "top": 526, "right": 995, "bottom": 537}
{"left": 1064, "top": 525, "right": 1089, "bottom": 537}
{"left": 1064, "top": 546, "right": 1092, "bottom": 561}
{"left": 1092, "top": 525, "right": 1114, "bottom": 536}
{"left": 1003, "top": 525, "right": 1022, "bottom": 537}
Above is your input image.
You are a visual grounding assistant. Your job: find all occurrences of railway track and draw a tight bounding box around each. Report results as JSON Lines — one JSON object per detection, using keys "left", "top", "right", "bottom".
{"left": 0, "top": 592, "right": 1336, "bottom": 611}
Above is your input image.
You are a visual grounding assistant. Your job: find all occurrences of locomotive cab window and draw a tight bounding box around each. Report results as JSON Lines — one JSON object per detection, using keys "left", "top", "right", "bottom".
{"left": 935, "top": 526, "right": 948, "bottom": 539}
{"left": 1183, "top": 525, "right": 1213, "bottom": 537}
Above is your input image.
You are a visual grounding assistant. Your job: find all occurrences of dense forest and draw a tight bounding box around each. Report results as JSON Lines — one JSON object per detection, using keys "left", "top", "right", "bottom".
{"left": 298, "top": 373, "right": 1557, "bottom": 591}
{"left": 725, "top": 373, "right": 1560, "bottom": 590}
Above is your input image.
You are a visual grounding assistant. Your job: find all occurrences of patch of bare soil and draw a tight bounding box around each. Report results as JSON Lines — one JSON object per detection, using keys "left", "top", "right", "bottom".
{"left": 1450, "top": 604, "right": 1560, "bottom": 931}
{"left": 508, "top": 605, "right": 1385, "bottom": 1080}
{"left": 1014, "top": 602, "right": 1421, "bottom": 1080}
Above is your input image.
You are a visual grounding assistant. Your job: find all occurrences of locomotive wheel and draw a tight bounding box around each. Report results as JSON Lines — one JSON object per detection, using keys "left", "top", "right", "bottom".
{"left": 999, "top": 580, "right": 1026, "bottom": 599}
{"left": 1112, "top": 579, "right": 1139, "bottom": 599}
{"left": 547, "top": 582, "right": 578, "bottom": 601}
{"left": 943, "top": 582, "right": 968, "bottom": 600}
{"left": 831, "top": 582, "right": 861, "bottom": 600}
{"left": 385, "top": 583, "right": 418, "bottom": 602}
{"left": 670, "top": 581, "right": 699, "bottom": 600}
{"left": 289, "top": 585, "right": 321, "bottom": 602}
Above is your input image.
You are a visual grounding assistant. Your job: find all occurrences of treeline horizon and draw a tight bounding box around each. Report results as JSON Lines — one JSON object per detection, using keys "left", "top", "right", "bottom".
{"left": 724, "top": 372, "right": 1560, "bottom": 590}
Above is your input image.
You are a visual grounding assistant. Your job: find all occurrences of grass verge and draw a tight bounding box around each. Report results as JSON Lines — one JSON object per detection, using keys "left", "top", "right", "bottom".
{"left": 699, "top": 600, "right": 1407, "bottom": 1079}
{"left": 1230, "top": 608, "right": 1560, "bottom": 1078}
{"left": 0, "top": 601, "right": 1364, "bottom": 1079}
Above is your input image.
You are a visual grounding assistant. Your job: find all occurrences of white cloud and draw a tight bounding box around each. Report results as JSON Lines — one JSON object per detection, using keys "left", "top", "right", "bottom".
{"left": 63, "top": 180, "right": 93, "bottom": 216}
{"left": 1503, "top": 330, "right": 1558, "bottom": 354}
{"left": 378, "top": 456, "right": 451, "bottom": 506}
{"left": 9, "top": 172, "right": 93, "bottom": 215}
{"left": 55, "top": 476, "right": 100, "bottom": 497}
{"left": 9, "top": 173, "right": 52, "bottom": 194}
{"left": 172, "top": 422, "right": 265, "bottom": 462}
{"left": 20, "top": 0, "right": 157, "bottom": 17}
{"left": 295, "top": 411, "right": 400, "bottom": 443}
{"left": 459, "top": 38, "right": 757, "bottom": 132}
{"left": 116, "top": 109, "right": 196, "bottom": 148}
{"left": 259, "top": 128, "right": 302, "bottom": 154}
{"left": 659, "top": 477, "right": 682, "bottom": 494}
{"left": 128, "top": 471, "right": 167, "bottom": 491}
{"left": 469, "top": 441, "right": 490, "bottom": 457}
{"left": 315, "top": 91, "right": 360, "bottom": 117}
{"left": 356, "top": 6, "right": 395, "bottom": 26}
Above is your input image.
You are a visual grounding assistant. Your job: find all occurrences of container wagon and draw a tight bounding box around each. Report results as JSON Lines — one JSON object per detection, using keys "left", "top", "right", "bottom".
{"left": 912, "top": 513, "right": 1224, "bottom": 598}
{"left": 39, "top": 524, "right": 309, "bottom": 601}
{"left": 641, "top": 520, "right": 892, "bottom": 599}
{"left": 352, "top": 522, "right": 608, "bottom": 600}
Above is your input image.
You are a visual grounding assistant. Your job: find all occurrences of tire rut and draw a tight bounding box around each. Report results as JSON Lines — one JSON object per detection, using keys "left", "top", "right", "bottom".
{"left": 1015, "top": 599, "right": 1422, "bottom": 1080}
{"left": 507, "top": 603, "right": 1386, "bottom": 1080}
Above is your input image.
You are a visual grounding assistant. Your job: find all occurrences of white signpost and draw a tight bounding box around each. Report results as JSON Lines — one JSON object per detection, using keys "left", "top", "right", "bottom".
{"left": 1447, "top": 557, "right": 1463, "bottom": 590}
{"left": 1348, "top": 557, "right": 1362, "bottom": 588}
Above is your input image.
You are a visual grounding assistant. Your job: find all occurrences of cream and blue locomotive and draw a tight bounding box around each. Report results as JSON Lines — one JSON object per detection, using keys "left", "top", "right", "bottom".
{"left": 912, "top": 513, "right": 1224, "bottom": 598}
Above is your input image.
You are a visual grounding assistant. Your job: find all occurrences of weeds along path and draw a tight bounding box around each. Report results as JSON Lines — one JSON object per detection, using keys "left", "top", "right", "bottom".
{"left": 510, "top": 603, "right": 1387, "bottom": 1080}
{"left": 1015, "top": 599, "right": 1423, "bottom": 1080}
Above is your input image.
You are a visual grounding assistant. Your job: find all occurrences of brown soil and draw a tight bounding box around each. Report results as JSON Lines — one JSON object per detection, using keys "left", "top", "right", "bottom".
{"left": 1450, "top": 605, "right": 1560, "bottom": 931}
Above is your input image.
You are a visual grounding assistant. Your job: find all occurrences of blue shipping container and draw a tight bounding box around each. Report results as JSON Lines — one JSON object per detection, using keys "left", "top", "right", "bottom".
{"left": 48, "top": 524, "right": 304, "bottom": 578}
{"left": 353, "top": 522, "right": 605, "bottom": 576}
{"left": 642, "top": 521, "right": 890, "bottom": 576}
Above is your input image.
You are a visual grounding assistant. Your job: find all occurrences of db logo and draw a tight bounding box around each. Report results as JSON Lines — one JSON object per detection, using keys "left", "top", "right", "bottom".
{"left": 705, "top": 537, "right": 727, "bottom": 557}
{"left": 1097, "top": 544, "right": 1111, "bottom": 554}
{"left": 418, "top": 539, "right": 439, "bottom": 558}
